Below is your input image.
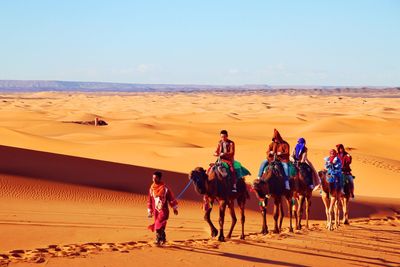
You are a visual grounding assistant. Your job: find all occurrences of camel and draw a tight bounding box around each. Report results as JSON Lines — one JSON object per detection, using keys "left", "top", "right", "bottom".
{"left": 318, "top": 170, "right": 342, "bottom": 230}
{"left": 335, "top": 177, "right": 353, "bottom": 225}
{"left": 292, "top": 162, "right": 313, "bottom": 230}
{"left": 252, "top": 160, "right": 294, "bottom": 234}
{"left": 189, "top": 163, "right": 249, "bottom": 241}
{"left": 253, "top": 160, "right": 314, "bottom": 234}
{"left": 340, "top": 178, "right": 352, "bottom": 224}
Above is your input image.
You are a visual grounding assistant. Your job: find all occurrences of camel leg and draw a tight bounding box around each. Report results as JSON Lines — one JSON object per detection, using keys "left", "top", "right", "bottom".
{"left": 226, "top": 200, "right": 237, "bottom": 239}
{"left": 279, "top": 201, "right": 284, "bottom": 231}
{"left": 218, "top": 200, "right": 227, "bottom": 242}
{"left": 239, "top": 200, "right": 246, "bottom": 239}
{"left": 340, "top": 197, "right": 345, "bottom": 224}
{"left": 287, "top": 197, "right": 294, "bottom": 232}
{"left": 328, "top": 196, "right": 337, "bottom": 231}
{"left": 326, "top": 206, "right": 331, "bottom": 230}
{"left": 273, "top": 196, "right": 281, "bottom": 234}
{"left": 204, "top": 207, "right": 218, "bottom": 238}
{"left": 297, "top": 195, "right": 305, "bottom": 230}
{"left": 321, "top": 193, "right": 330, "bottom": 228}
{"left": 261, "top": 199, "right": 268, "bottom": 235}
{"left": 333, "top": 199, "right": 337, "bottom": 228}
{"left": 334, "top": 198, "right": 340, "bottom": 228}
{"left": 293, "top": 198, "right": 299, "bottom": 230}
{"left": 305, "top": 195, "right": 311, "bottom": 229}
{"left": 343, "top": 197, "right": 350, "bottom": 225}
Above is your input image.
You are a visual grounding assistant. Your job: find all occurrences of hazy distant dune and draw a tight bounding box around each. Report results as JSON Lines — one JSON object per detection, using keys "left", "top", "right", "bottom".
{"left": 0, "top": 80, "right": 399, "bottom": 96}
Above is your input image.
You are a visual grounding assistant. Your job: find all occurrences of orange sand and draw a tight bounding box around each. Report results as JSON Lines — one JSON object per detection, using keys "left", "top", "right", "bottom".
{"left": 0, "top": 91, "right": 399, "bottom": 266}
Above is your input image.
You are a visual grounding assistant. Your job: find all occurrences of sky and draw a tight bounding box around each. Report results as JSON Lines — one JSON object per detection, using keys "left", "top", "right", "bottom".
{"left": 1, "top": 0, "right": 399, "bottom": 86}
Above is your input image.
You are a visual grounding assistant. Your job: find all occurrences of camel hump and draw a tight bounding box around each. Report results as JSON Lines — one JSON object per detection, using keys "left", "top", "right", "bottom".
{"left": 298, "top": 162, "right": 312, "bottom": 175}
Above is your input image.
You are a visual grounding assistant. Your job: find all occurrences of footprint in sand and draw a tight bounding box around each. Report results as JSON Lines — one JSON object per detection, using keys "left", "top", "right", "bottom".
{"left": 2, "top": 218, "right": 395, "bottom": 265}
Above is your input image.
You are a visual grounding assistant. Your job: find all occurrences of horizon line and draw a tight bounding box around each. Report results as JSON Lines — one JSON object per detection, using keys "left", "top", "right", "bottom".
{"left": 0, "top": 79, "right": 398, "bottom": 88}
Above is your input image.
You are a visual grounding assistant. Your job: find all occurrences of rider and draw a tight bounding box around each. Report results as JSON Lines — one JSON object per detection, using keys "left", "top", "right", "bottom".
{"left": 336, "top": 144, "right": 355, "bottom": 198}
{"left": 214, "top": 130, "right": 237, "bottom": 192}
{"left": 290, "top": 138, "right": 321, "bottom": 190}
{"left": 324, "top": 149, "right": 344, "bottom": 193}
{"left": 265, "top": 129, "right": 291, "bottom": 190}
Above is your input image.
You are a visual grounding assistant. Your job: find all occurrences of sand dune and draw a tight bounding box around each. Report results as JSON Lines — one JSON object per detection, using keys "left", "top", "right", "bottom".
{"left": 1, "top": 145, "right": 399, "bottom": 218}
{"left": 1, "top": 91, "right": 399, "bottom": 266}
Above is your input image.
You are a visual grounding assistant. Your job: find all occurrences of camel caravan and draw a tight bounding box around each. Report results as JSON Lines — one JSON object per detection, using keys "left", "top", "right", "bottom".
{"left": 188, "top": 129, "right": 356, "bottom": 242}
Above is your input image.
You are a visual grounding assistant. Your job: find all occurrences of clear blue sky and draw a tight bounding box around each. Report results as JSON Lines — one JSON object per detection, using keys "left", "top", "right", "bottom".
{"left": 1, "top": 0, "right": 399, "bottom": 86}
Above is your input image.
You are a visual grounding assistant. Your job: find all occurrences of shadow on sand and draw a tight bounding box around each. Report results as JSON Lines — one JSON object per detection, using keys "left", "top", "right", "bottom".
{"left": 0, "top": 145, "right": 397, "bottom": 220}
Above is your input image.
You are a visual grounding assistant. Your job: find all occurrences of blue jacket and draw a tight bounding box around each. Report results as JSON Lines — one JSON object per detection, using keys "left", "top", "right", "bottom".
{"left": 324, "top": 156, "right": 342, "bottom": 181}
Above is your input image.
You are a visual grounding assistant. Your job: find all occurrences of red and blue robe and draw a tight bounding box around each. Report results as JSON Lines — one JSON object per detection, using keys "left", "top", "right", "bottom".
{"left": 147, "top": 182, "right": 178, "bottom": 232}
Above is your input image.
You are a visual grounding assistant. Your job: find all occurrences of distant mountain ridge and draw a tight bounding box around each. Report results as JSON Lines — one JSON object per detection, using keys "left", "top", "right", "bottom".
{"left": 0, "top": 80, "right": 398, "bottom": 94}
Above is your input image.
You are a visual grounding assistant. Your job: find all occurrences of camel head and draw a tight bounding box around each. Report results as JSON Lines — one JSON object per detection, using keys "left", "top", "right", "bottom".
{"left": 189, "top": 167, "right": 208, "bottom": 195}
{"left": 318, "top": 169, "right": 330, "bottom": 193}
{"left": 318, "top": 169, "right": 327, "bottom": 181}
{"left": 252, "top": 179, "right": 269, "bottom": 199}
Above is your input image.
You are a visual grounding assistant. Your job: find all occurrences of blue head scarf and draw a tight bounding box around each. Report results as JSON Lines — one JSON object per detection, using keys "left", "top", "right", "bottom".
{"left": 295, "top": 138, "right": 306, "bottom": 160}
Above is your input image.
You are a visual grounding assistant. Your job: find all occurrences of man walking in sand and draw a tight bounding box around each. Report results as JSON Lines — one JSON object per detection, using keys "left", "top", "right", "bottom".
{"left": 147, "top": 171, "right": 178, "bottom": 245}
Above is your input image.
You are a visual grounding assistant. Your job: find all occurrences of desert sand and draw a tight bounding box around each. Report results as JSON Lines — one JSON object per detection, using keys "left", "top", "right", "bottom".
{"left": 0, "top": 90, "right": 399, "bottom": 266}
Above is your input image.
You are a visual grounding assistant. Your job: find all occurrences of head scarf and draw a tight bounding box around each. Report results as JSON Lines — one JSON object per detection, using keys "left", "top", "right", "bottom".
{"left": 336, "top": 144, "right": 347, "bottom": 155}
{"left": 272, "top": 129, "right": 284, "bottom": 143}
{"left": 294, "top": 138, "right": 306, "bottom": 159}
{"left": 329, "top": 149, "right": 337, "bottom": 163}
{"left": 150, "top": 181, "right": 166, "bottom": 197}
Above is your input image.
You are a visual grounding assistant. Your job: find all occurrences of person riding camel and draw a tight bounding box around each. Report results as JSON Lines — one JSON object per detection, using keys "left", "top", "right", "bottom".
{"left": 290, "top": 137, "right": 321, "bottom": 190}
{"left": 324, "top": 149, "right": 344, "bottom": 194}
{"left": 214, "top": 130, "right": 237, "bottom": 192}
{"left": 336, "top": 144, "right": 355, "bottom": 198}
{"left": 265, "top": 129, "right": 291, "bottom": 190}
